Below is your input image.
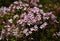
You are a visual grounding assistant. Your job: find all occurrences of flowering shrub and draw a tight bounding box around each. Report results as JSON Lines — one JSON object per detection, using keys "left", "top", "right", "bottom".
{"left": 0, "top": 0, "right": 60, "bottom": 41}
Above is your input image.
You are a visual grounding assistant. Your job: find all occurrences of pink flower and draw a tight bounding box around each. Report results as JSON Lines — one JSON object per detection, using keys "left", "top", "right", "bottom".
{"left": 40, "top": 22, "right": 48, "bottom": 29}
{"left": 17, "top": 19, "right": 23, "bottom": 24}
{"left": 20, "top": 12, "right": 26, "bottom": 18}
{"left": 23, "top": 28, "right": 29, "bottom": 35}
{"left": 30, "top": 27, "right": 35, "bottom": 31}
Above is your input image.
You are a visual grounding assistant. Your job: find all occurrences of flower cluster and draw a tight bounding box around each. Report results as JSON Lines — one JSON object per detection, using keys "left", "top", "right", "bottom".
{"left": 0, "top": 1, "right": 28, "bottom": 16}
{"left": 17, "top": 7, "right": 57, "bottom": 36}
{"left": 0, "top": 0, "right": 58, "bottom": 40}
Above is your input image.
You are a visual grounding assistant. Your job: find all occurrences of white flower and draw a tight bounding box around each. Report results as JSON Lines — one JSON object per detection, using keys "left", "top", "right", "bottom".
{"left": 31, "top": 38, "right": 34, "bottom": 40}
{"left": 29, "top": 31, "right": 32, "bottom": 34}
{"left": 43, "top": 13, "right": 46, "bottom": 16}
{"left": 24, "top": 7, "right": 27, "bottom": 10}
{"left": 9, "top": 4, "right": 13, "bottom": 8}
{"left": 14, "top": 1, "right": 18, "bottom": 4}
{"left": 34, "top": 7, "right": 40, "bottom": 13}
{"left": 8, "top": 19, "right": 13, "bottom": 23}
{"left": 40, "top": 22, "right": 48, "bottom": 29}
{"left": 1, "top": 29, "right": 5, "bottom": 34}
{"left": 16, "top": 6, "right": 20, "bottom": 10}
{"left": 13, "top": 31, "right": 17, "bottom": 36}
{"left": 23, "top": 29, "right": 29, "bottom": 34}
{"left": 43, "top": 16, "right": 49, "bottom": 20}
{"left": 23, "top": 4, "right": 29, "bottom": 7}
{"left": 34, "top": 25, "right": 38, "bottom": 29}
{"left": 23, "top": 29, "right": 29, "bottom": 36}
{"left": 13, "top": 14, "right": 19, "bottom": 19}
{"left": 30, "top": 28, "right": 34, "bottom": 31}
{"left": 56, "top": 32, "right": 60, "bottom": 36}
{"left": 12, "top": 28, "right": 18, "bottom": 36}
{"left": 32, "top": 19, "right": 37, "bottom": 23}
{"left": 13, "top": 6, "right": 16, "bottom": 9}
{"left": 27, "top": 23, "right": 31, "bottom": 26}
{"left": 0, "top": 36, "right": 2, "bottom": 40}
{"left": 39, "top": 4, "right": 42, "bottom": 7}
{"left": 3, "top": 7, "right": 7, "bottom": 14}
{"left": 34, "top": 25, "right": 38, "bottom": 31}
{"left": 7, "top": 25, "right": 10, "bottom": 28}
{"left": 17, "top": 20, "right": 23, "bottom": 24}
{"left": 53, "top": 33, "right": 56, "bottom": 36}
{"left": 7, "top": 27, "right": 11, "bottom": 31}
{"left": 25, "top": 33, "right": 29, "bottom": 36}
{"left": 40, "top": 9, "right": 44, "bottom": 14}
